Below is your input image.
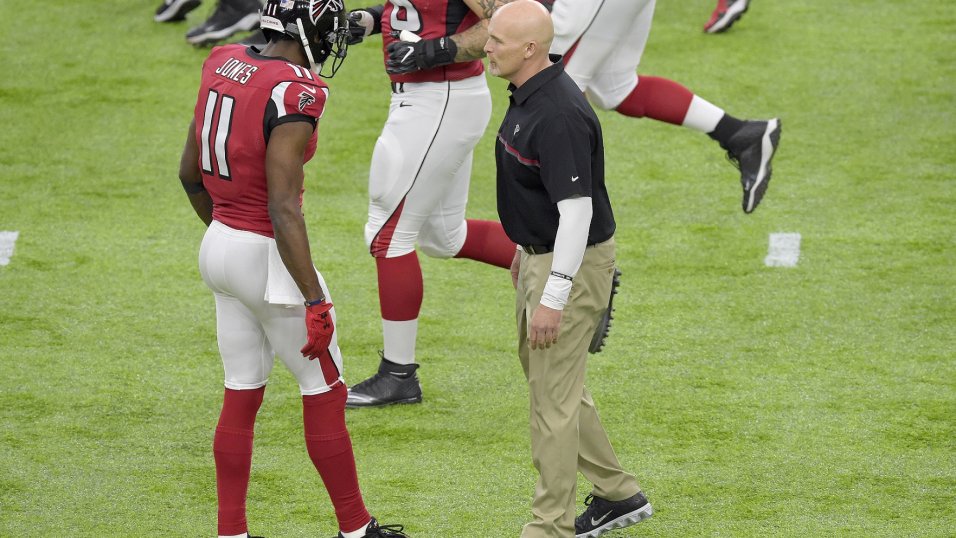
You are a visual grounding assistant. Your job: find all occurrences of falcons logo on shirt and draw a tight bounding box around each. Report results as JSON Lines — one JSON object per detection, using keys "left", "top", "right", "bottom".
{"left": 298, "top": 91, "right": 316, "bottom": 112}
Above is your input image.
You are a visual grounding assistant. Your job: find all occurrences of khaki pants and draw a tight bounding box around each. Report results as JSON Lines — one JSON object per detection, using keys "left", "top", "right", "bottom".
{"left": 516, "top": 238, "right": 640, "bottom": 538}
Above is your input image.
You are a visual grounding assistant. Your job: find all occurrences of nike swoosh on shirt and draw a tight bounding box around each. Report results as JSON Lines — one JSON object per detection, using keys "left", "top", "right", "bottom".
{"left": 300, "top": 84, "right": 316, "bottom": 94}
{"left": 571, "top": 176, "right": 579, "bottom": 182}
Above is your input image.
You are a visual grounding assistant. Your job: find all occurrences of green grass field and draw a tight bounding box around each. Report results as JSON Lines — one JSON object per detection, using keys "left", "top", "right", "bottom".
{"left": 1, "top": 1, "right": 954, "bottom": 536}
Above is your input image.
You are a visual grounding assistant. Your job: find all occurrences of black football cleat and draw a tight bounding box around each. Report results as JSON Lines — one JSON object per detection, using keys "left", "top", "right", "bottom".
{"left": 346, "top": 355, "right": 423, "bottom": 408}
{"left": 575, "top": 492, "right": 653, "bottom": 538}
{"left": 237, "top": 29, "right": 269, "bottom": 49}
{"left": 589, "top": 267, "right": 621, "bottom": 354}
{"left": 154, "top": 0, "right": 202, "bottom": 22}
{"left": 725, "top": 118, "right": 781, "bottom": 213}
{"left": 336, "top": 517, "right": 409, "bottom": 537}
{"left": 186, "top": 0, "right": 261, "bottom": 46}
{"left": 704, "top": 0, "right": 751, "bottom": 34}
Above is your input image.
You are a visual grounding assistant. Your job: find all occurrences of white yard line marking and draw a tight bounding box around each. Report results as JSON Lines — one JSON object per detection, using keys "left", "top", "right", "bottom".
{"left": 0, "top": 231, "right": 19, "bottom": 266}
{"left": 765, "top": 232, "right": 801, "bottom": 267}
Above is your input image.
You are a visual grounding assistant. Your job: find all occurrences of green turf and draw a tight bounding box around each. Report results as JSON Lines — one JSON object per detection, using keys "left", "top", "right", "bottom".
{"left": 1, "top": 1, "right": 954, "bottom": 536}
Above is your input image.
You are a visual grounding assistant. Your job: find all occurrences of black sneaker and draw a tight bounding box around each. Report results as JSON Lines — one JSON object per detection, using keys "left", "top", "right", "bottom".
{"left": 154, "top": 0, "right": 201, "bottom": 22}
{"left": 575, "top": 492, "right": 653, "bottom": 538}
{"left": 336, "top": 517, "right": 409, "bottom": 537}
{"left": 236, "top": 29, "right": 268, "bottom": 49}
{"left": 725, "top": 118, "right": 782, "bottom": 213}
{"left": 589, "top": 267, "right": 621, "bottom": 354}
{"left": 185, "top": 0, "right": 261, "bottom": 46}
{"left": 704, "top": 0, "right": 751, "bottom": 34}
{"left": 346, "top": 355, "right": 423, "bottom": 408}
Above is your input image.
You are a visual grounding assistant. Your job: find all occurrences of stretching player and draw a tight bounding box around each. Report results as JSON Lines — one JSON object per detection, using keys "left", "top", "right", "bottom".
{"left": 343, "top": 0, "right": 520, "bottom": 407}
{"left": 177, "top": 1, "right": 406, "bottom": 536}
{"left": 549, "top": 0, "right": 780, "bottom": 213}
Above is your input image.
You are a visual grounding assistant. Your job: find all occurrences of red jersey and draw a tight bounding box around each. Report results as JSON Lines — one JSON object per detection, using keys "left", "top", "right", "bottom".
{"left": 381, "top": 0, "right": 484, "bottom": 83}
{"left": 193, "top": 44, "right": 329, "bottom": 237}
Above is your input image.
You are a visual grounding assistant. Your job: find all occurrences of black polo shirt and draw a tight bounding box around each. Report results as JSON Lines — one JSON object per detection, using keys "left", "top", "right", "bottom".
{"left": 495, "top": 58, "right": 615, "bottom": 249}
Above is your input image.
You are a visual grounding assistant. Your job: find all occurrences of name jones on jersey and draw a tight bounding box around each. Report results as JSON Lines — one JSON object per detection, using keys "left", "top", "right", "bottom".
{"left": 215, "top": 57, "right": 259, "bottom": 85}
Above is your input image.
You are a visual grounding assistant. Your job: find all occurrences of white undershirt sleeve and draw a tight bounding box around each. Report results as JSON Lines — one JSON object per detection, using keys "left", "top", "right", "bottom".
{"left": 540, "top": 196, "right": 592, "bottom": 310}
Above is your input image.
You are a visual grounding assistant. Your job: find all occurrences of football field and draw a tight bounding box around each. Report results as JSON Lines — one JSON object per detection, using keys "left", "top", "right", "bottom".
{"left": 1, "top": 1, "right": 954, "bottom": 536}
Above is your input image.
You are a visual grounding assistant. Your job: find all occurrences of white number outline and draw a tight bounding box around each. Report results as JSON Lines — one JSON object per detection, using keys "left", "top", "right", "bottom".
{"left": 200, "top": 90, "right": 235, "bottom": 180}
{"left": 389, "top": 0, "right": 422, "bottom": 32}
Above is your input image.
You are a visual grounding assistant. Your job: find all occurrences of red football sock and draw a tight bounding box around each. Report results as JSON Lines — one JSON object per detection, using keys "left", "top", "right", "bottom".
{"left": 303, "top": 384, "right": 370, "bottom": 533}
{"left": 614, "top": 76, "right": 695, "bottom": 125}
{"left": 454, "top": 219, "right": 516, "bottom": 269}
{"left": 214, "top": 387, "right": 265, "bottom": 537}
{"left": 376, "top": 252, "right": 423, "bottom": 321}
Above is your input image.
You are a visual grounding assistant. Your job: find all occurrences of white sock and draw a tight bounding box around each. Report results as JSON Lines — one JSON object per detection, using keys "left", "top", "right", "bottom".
{"left": 382, "top": 319, "right": 418, "bottom": 365}
{"left": 340, "top": 519, "right": 372, "bottom": 538}
{"left": 683, "top": 95, "right": 725, "bottom": 134}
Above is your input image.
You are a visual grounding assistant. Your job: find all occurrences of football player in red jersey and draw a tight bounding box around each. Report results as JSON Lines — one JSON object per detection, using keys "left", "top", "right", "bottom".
{"left": 343, "top": 0, "right": 520, "bottom": 408}
{"left": 549, "top": 0, "right": 780, "bottom": 214}
{"left": 178, "top": 1, "right": 408, "bottom": 536}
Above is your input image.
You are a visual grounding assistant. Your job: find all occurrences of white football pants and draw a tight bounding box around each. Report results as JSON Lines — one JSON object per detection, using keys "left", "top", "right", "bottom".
{"left": 551, "top": 0, "right": 656, "bottom": 110}
{"left": 198, "top": 220, "right": 344, "bottom": 395}
{"left": 364, "top": 75, "right": 492, "bottom": 259}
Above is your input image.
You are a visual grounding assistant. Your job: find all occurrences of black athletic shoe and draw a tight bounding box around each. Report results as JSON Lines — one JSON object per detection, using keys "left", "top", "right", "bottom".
{"left": 575, "top": 492, "right": 653, "bottom": 538}
{"left": 336, "top": 517, "right": 409, "bottom": 537}
{"left": 154, "top": 0, "right": 202, "bottom": 22}
{"left": 589, "top": 267, "right": 621, "bottom": 354}
{"left": 704, "top": 0, "right": 750, "bottom": 34}
{"left": 237, "top": 29, "right": 268, "bottom": 49}
{"left": 346, "top": 355, "right": 423, "bottom": 408}
{"left": 725, "top": 118, "right": 782, "bottom": 213}
{"left": 185, "top": 0, "right": 261, "bottom": 46}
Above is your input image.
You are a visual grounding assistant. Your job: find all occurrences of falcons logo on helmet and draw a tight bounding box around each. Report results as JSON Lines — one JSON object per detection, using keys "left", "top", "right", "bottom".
{"left": 310, "top": 0, "right": 344, "bottom": 23}
{"left": 298, "top": 90, "right": 316, "bottom": 111}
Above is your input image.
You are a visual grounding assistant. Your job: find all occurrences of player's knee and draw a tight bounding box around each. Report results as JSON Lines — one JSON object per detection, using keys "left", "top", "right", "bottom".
{"left": 418, "top": 241, "right": 456, "bottom": 259}
{"left": 418, "top": 227, "right": 464, "bottom": 259}
{"left": 586, "top": 89, "right": 619, "bottom": 111}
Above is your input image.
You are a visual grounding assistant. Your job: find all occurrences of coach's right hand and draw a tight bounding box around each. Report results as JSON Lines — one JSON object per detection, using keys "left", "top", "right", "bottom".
{"left": 301, "top": 301, "right": 335, "bottom": 360}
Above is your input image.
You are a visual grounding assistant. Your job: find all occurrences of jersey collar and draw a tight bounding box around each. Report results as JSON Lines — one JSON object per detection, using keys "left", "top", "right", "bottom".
{"left": 508, "top": 54, "right": 565, "bottom": 105}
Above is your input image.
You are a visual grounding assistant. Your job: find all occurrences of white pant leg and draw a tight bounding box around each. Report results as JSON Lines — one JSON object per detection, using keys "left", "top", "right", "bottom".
{"left": 364, "top": 76, "right": 492, "bottom": 259}
{"left": 554, "top": 0, "right": 656, "bottom": 110}
{"left": 199, "top": 221, "right": 343, "bottom": 395}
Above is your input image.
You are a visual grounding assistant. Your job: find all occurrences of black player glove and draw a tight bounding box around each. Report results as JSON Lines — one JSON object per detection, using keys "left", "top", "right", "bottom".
{"left": 385, "top": 34, "right": 459, "bottom": 74}
{"left": 347, "top": 5, "right": 384, "bottom": 45}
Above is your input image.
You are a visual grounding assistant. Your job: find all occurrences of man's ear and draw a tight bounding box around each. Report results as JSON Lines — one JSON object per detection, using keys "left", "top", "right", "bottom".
{"left": 524, "top": 41, "right": 537, "bottom": 59}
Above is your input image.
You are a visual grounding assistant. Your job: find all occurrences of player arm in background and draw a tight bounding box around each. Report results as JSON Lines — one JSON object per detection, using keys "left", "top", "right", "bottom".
{"left": 453, "top": 0, "right": 511, "bottom": 60}
{"left": 347, "top": 5, "right": 385, "bottom": 44}
{"left": 178, "top": 118, "right": 213, "bottom": 226}
{"left": 265, "top": 121, "right": 325, "bottom": 304}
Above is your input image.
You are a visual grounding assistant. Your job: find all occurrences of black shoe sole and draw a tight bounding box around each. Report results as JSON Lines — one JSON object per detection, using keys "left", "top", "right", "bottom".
{"left": 154, "top": 0, "right": 201, "bottom": 22}
{"left": 345, "top": 395, "right": 423, "bottom": 408}
{"left": 186, "top": 12, "right": 261, "bottom": 45}
{"left": 742, "top": 118, "right": 781, "bottom": 214}
{"left": 589, "top": 267, "right": 621, "bottom": 354}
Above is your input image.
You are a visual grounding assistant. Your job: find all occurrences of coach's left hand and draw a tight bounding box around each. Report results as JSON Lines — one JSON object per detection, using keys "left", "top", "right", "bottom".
{"left": 529, "top": 304, "right": 562, "bottom": 350}
{"left": 301, "top": 301, "right": 335, "bottom": 360}
{"left": 386, "top": 35, "right": 458, "bottom": 74}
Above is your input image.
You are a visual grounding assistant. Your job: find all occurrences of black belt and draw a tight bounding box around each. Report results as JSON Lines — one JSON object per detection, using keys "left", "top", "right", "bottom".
{"left": 390, "top": 82, "right": 406, "bottom": 94}
{"left": 521, "top": 241, "right": 602, "bottom": 255}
